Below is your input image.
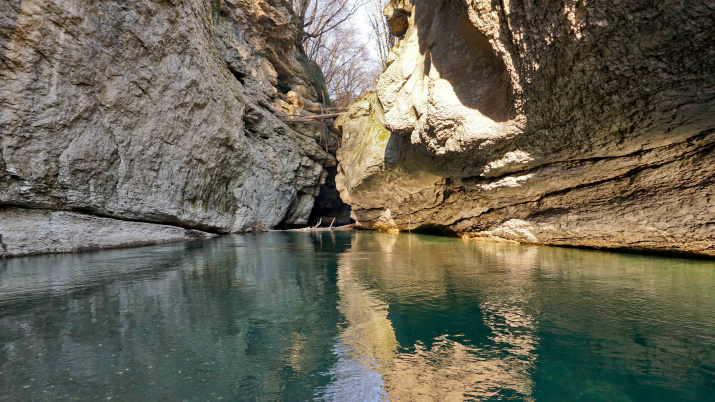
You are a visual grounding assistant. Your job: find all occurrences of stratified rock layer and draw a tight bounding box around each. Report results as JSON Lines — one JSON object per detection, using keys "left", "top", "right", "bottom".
{"left": 1, "top": 0, "right": 336, "bottom": 255}
{"left": 336, "top": 0, "right": 714, "bottom": 256}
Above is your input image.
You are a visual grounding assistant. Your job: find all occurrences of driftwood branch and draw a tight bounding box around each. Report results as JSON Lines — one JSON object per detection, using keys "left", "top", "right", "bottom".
{"left": 277, "top": 112, "right": 345, "bottom": 122}
{"left": 276, "top": 223, "right": 356, "bottom": 232}
{"left": 306, "top": 107, "right": 347, "bottom": 113}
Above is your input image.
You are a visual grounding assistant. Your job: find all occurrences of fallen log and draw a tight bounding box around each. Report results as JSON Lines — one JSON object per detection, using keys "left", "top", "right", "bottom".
{"left": 277, "top": 112, "right": 345, "bottom": 122}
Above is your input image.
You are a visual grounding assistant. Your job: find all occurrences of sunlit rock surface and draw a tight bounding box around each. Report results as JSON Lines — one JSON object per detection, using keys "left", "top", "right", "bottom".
{"left": 336, "top": 0, "right": 715, "bottom": 256}
{"left": 0, "top": 0, "right": 335, "bottom": 255}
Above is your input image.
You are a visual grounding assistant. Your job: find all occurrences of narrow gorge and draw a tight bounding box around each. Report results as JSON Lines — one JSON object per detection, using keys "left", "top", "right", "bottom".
{"left": 1, "top": 2, "right": 714, "bottom": 400}
{"left": 1, "top": 0, "right": 713, "bottom": 257}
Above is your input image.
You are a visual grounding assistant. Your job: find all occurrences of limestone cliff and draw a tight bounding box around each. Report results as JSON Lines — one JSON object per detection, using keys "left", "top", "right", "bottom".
{"left": 337, "top": 0, "right": 714, "bottom": 256}
{"left": 0, "top": 0, "right": 339, "bottom": 256}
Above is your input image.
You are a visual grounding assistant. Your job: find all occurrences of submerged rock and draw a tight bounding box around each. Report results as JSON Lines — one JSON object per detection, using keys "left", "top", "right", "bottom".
{"left": 336, "top": 0, "right": 714, "bottom": 256}
{"left": 0, "top": 0, "right": 343, "bottom": 255}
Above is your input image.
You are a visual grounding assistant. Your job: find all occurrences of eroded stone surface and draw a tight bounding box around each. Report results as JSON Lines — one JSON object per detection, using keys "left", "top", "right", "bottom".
{"left": 336, "top": 0, "right": 715, "bottom": 256}
{"left": 0, "top": 207, "right": 216, "bottom": 258}
{"left": 0, "top": 0, "right": 335, "bottom": 245}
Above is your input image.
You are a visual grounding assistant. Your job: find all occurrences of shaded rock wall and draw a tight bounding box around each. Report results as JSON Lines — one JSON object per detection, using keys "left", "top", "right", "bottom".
{"left": 336, "top": 0, "right": 714, "bottom": 256}
{"left": 0, "top": 206, "right": 216, "bottom": 258}
{"left": 308, "top": 166, "right": 353, "bottom": 227}
{"left": 1, "top": 0, "right": 337, "bottom": 255}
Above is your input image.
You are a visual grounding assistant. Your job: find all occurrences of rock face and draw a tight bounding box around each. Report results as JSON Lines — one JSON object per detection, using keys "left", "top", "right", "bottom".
{"left": 0, "top": 206, "right": 216, "bottom": 258}
{"left": 337, "top": 0, "right": 714, "bottom": 256}
{"left": 1, "top": 0, "right": 339, "bottom": 256}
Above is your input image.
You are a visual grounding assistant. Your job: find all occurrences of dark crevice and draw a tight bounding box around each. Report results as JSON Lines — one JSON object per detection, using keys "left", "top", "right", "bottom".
{"left": 0, "top": 234, "right": 7, "bottom": 258}
{"left": 276, "top": 82, "right": 292, "bottom": 94}
{"left": 413, "top": 223, "right": 459, "bottom": 237}
{"left": 307, "top": 167, "right": 353, "bottom": 228}
{"left": 227, "top": 64, "right": 246, "bottom": 85}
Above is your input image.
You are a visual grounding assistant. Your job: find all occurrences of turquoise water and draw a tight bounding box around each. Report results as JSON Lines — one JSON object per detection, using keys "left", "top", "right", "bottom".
{"left": 1, "top": 232, "right": 713, "bottom": 401}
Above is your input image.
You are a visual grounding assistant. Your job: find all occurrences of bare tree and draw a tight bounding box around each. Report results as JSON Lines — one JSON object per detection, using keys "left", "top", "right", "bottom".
{"left": 312, "top": 26, "right": 379, "bottom": 107}
{"left": 292, "top": 0, "right": 366, "bottom": 60}
{"left": 366, "top": 0, "right": 395, "bottom": 69}
{"left": 291, "top": 0, "right": 393, "bottom": 107}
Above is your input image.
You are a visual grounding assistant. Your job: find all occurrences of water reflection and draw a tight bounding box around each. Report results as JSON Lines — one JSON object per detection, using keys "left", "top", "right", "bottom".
{"left": 326, "top": 232, "right": 538, "bottom": 401}
{"left": 1, "top": 234, "right": 351, "bottom": 401}
{"left": 324, "top": 232, "right": 714, "bottom": 401}
{"left": 1, "top": 232, "right": 713, "bottom": 401}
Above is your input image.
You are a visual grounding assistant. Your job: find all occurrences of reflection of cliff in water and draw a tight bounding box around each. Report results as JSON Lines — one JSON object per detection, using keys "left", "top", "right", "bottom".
{"left": 323, "top": 232, "right": 538, "bottom": 401}
{"left": 0, "top": 233, "right": 352, "bottom": 401}
{"left": 323, "top": 232, "right": 715, "bottom": 401}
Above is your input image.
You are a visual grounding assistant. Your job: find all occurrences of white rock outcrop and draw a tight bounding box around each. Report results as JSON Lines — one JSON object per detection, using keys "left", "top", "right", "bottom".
{"left": 336, "top": 0, "right": 714, "bottom": 257}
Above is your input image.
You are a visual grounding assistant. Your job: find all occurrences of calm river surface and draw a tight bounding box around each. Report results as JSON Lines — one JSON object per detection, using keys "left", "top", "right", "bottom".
{"left": 1, "top": 232, "right": 713, "bottom": 401}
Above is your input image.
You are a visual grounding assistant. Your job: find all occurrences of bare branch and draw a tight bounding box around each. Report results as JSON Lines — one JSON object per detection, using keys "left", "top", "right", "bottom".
{"left": 291, "top": 0, "right": 389, "bottom": 107}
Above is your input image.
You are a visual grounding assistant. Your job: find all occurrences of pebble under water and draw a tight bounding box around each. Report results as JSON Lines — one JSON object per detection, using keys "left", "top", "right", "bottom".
{"left": 1, "top": 232, "right": 713, "bottom": 401}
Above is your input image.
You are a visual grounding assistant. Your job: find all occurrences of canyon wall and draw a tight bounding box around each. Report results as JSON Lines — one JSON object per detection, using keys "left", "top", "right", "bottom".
{"left": 337, "top": 0, "right": 714, "bottom": 256}
{"left": 0, "top": 0, "right": 336, "bottom": 256}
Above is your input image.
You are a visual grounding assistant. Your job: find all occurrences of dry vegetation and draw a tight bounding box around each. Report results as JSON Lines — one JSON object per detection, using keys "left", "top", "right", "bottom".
{"left": 292, "top": 0, "right": 394, "bottom": 107}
